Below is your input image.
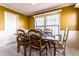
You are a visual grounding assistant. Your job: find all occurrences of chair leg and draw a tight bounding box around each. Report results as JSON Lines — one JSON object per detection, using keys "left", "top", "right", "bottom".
{"left": 24, "top": 46, "right": 26, "bottom": 56}
{"left": 63, "top": 48, "right": 65, "bottom": 56}
{"left": 46, "top": 46, "right": 47, "bottom": 55}
{"left": 53, "top": 43, "right": 56, "bottom": 56}
{"left": 17, "top": 44, "right": 20, "bottom": 53}
{"left": 49, "top": 43, "right": 50, "bottom": 49}
{"left": 39, "top": 50, "right": 41, "bottom": 56}
{"left": 29, "top": 46, "right": 32, "bottom": 56}
{"left": 63, "top": 50, "right": 65, "bottom": 56}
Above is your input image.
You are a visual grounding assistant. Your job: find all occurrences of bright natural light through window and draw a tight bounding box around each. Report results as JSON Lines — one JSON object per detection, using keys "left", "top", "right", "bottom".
{"left": 34, "top": 10, "right": 61, "bottom": 35}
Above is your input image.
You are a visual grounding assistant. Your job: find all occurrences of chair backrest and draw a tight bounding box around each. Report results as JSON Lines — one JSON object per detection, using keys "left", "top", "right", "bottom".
{"left": 36, "top": 29, "right": 42, "bottom": 32}
{"left": 17, "top": 34, "right": 25, "bottom": 42}
{"left": 62, "top": 27, "right": 69, "bottom": 48}
{"left": 17, "top": 29, "right": 29, "bottom": 43}
{"left": 44, "top": 29, "right": 52, "bottom": 34}
{"left": 17, "top": 29, "right": 26, "bottom": 35}
{"left": 28, "top": 29, "right": 42, "bottom": 48}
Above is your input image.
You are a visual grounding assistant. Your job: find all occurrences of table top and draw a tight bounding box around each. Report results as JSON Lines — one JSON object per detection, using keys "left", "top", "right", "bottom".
{"left": 42, "top": 35, "right": 59, "bottom": 41}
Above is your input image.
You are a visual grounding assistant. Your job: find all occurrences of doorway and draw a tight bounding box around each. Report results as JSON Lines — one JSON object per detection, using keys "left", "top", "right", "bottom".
{"left": 4, "top": 11, "right": 19, "bottom": 44}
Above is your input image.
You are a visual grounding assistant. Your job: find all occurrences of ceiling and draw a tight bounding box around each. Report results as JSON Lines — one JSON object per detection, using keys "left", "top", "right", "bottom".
{"left": 0, "top": 3, "right": 74, "bottom": 16}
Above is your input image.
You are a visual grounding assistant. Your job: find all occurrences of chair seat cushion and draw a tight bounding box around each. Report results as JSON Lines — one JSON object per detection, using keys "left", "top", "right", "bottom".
{"left": 18, "top": 40, "right": 29, "bottom": 45}
{"left": 56, "top": 42, "right": 64, "bottom": 49}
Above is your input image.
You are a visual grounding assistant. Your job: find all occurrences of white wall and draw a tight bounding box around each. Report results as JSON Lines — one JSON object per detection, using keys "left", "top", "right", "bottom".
{"left": 0, "top": 31, "right": 6, "bottom": 46}
{"left": 61, "top": 30, "right": 79, "bottom": 49}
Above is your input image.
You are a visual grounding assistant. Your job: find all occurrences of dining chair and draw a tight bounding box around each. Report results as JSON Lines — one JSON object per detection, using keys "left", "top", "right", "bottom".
{"left": 28, "top": 29, "right": 48, "bottom": 56}
{"left": 44, "top": 29, "right": 53, "bottom": 49}
{"left": 54, "top": 27, "right": 69, "bottom": 56}
{"left": 17, "top": 29, "right": 29, "bottom": 56}
{"left": 44, "top": 29, "right": 52, "bottom": 35}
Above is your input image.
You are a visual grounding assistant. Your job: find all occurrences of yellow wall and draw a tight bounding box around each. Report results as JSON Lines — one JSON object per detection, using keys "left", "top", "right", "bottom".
{"left": 28, "top": 5, "right": 79, "bottom": 31}
{"left": 60, "top": 5, "right": 78, "bottom": 30}
{"left": 0, "top": 5, "right": 28, "bottom": 31}
{"left": 19, "top": 15, "right": 28, "bottom": 29}
{"left": 0, "top": 6, "right": 4, "bottom": 31}
{"left": 28, "top": 16, "right": 34, "bottom": 29}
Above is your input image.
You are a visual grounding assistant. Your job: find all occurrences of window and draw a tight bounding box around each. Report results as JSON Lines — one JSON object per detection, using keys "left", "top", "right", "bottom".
{"left": 34, "top": 10, "right": 61, "bottom": 35}
{"left": 35, "top": 16, "right": 45, "bottom": 30}
{"left": 45, "top": 13, "right": 60, "bottom": 35}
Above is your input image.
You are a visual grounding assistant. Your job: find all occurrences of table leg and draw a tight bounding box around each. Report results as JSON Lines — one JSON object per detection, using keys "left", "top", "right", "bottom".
{"left": 52, "top": 42, "right": 56, "bottom": 56}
